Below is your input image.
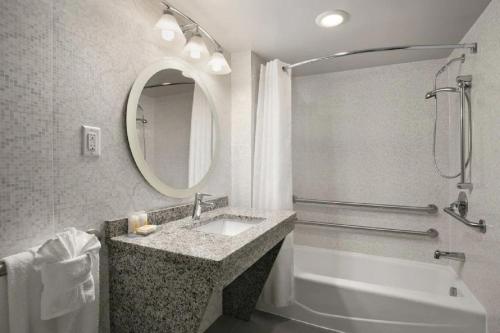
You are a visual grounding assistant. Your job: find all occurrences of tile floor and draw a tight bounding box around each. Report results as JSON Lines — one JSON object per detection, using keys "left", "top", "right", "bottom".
{"left": 206, "top": 310, "right": 336, "bottom": 333}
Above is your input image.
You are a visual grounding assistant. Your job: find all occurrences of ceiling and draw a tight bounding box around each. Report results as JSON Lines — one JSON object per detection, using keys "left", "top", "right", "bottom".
{"left": 166, "top": 0, "right": 490, "bottom": 76}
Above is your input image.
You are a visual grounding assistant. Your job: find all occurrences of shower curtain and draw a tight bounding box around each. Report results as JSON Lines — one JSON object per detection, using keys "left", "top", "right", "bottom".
{"left": 188, "top": 84, "right": 213, "bottom": 187}
{"left": 253, "top": 59, "right": 294, "bottom": 307}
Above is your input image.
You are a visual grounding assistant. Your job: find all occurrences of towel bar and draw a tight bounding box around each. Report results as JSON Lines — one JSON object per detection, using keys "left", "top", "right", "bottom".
{"left": 0, "top": 229, "right": 101, "bottom": 277}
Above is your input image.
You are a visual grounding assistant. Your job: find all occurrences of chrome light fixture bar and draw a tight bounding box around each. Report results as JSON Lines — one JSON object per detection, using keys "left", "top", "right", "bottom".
{"left": 284, "top": 43, "right": 478, "bottom": 70}
{"left": 159, "top": 2, "right": 231, "bottom": 75}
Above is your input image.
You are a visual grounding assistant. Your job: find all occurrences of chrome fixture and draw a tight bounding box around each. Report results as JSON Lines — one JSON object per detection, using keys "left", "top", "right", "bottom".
{"left": 0, "top": 229, "right": 102, "bottom": 277}
{"left": 192, "top": 192, "right": 215, "bottom": 220}
{"left": 296, "top": 220, "right": 439, "bottom": 239}
{"left": 157, "top": 2, "right": 231, "bottom": 75}
{"left": 283, "top": 43, "right": 477, "bottom": 71}
{"left": 426, "top": 55, "right": 473, "bottom": 188}
{"left": 293, "top": 196, "right": 438, "bottom": 214}
{"left": 434, "top": 250, "right": 466, "bottom": 262}
{"left": 457, "top": 75, "right": 473, "bottom": 190}
{"left": 424, "top": 87, "right": 458, "bottom": 99}
{"left": 144, "top": 82, "right": 194, "bottom": 89}
{"left": 136, "top": 117, "right": 148, "bottom": 124}
{"left": 443, "top": 191, "right": 486, "bottom": 233}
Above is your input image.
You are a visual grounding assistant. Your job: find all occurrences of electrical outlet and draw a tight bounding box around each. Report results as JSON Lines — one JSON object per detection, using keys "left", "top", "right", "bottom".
{"left": 82, "top": 125, "right": 101, "bottom": 156}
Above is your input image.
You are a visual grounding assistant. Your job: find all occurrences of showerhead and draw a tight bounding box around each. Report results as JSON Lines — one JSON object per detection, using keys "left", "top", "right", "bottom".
{"left": 425, "top": 87, "right": 459, "bottom": 99}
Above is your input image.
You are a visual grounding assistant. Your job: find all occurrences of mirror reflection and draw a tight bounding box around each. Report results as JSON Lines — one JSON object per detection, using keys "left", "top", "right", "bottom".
{"left": 135, "top": 68, "right": 215, "bottom": 189}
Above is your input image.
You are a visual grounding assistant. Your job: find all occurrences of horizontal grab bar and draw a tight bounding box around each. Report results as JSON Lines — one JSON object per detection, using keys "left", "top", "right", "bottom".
{"left": 293, "top": 196, "right": 438, "bottom": 214}
{"left": 443, "top": 207, "right": 486, "bottom": 233}
{"left": 0, "top": 229, "right": 101, "bottom": 277}
{"left": 296, "top": 220, "right": 439, "bottom": 238}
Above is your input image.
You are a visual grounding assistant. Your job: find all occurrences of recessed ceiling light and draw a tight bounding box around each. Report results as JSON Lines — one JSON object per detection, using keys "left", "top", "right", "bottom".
{"left": 316, "top": 10, "right": 349, "bottom": 28}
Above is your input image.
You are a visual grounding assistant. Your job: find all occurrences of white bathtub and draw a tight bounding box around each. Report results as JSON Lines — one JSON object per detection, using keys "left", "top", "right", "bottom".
{"left": 259, "top": 245, "right": 486, "bottom": 333}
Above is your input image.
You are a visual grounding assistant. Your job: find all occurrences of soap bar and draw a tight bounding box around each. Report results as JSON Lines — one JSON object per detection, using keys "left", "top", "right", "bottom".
{"left": 136, "top": 224, "right": 158, "bottom": 236}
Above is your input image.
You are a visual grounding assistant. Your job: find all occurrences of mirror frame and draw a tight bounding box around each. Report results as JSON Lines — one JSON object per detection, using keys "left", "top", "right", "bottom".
{"left": 126, "top": 57, "right": 218, "bottom": 198}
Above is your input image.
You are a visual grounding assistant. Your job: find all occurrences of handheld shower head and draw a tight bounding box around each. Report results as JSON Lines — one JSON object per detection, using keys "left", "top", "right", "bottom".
{"left": 424, "top": 87, "right": 458, "bottom": 99}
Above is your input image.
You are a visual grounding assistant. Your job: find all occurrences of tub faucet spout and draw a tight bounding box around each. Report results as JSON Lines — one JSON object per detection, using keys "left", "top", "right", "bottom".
{"left": 434, "top": 250, "right": 466, "bottom": 262}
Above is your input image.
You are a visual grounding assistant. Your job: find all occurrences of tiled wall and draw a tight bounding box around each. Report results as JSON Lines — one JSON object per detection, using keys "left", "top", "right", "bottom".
{"left": 0, "top": 0, "right": 231, "bottom": 331}
{"left": 446, "top": 0, "right": 500, "bottom": 330}
{"left": 292, "top": 59, "right": 451, "bottom": 263}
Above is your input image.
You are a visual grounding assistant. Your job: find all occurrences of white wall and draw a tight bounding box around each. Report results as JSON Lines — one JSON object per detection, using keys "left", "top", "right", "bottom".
{"left": 149, "top": 92, "right": 193, "bottom": 189}
{"left": 230, "top": 51, "right": 266, "bottom": 208}
{"left": 446, "top": 0, "right": 500, "bottom": 330}
{"left": 230, "top": 51, "right": 253, "bottom": 208}
{"left": 292, "top": 59, "right": 451, "bottom": 263}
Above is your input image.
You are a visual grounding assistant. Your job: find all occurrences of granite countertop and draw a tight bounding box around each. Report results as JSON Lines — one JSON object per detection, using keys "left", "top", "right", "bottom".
{"left": 109, "top": 207, "right": 296, "bottom": 262}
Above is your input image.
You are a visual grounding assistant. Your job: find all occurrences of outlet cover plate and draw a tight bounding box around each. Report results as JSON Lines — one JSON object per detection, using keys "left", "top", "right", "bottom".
{"left": 82, "top": 125, "right": 101, "bottom": 156}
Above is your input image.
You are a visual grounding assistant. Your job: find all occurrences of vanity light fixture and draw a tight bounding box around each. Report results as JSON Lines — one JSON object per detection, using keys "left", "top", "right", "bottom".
{"left": 154, "top": 10, "right": 186, "bottom": 45}
{"left": 157, "top": 2, "right": 231, "bottom": 75}
{"left": 315, "top": 10, "right": 349, "bottom": 28}
{"left": 182, "top": 30, "right": 210, "bottom": 62}
{"left": 207, "top": 50, "right": 231, "bottom": 74}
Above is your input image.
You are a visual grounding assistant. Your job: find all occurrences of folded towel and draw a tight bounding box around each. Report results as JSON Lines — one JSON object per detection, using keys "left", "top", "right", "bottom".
{"left": 4, "top": 251, "right": 56, "bottom": 333}
{"left": 39, "top": 254, "right": 95, "bottom": 320}
{"left": 34, "top": 228, "right": 101, "bottom": 320}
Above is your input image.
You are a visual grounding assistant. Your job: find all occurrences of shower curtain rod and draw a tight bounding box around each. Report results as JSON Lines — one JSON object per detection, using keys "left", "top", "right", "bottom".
{"left": 283, "top": 43, "right": 477, "bottom": 70}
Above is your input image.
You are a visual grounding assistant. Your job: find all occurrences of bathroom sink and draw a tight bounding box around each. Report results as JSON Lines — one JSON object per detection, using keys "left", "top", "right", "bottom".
{"left": 193, "top": 216, "right": 263, "bottom": 236}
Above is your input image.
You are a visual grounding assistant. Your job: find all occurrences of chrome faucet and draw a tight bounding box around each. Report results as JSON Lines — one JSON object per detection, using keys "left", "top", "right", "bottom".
{"left": 192, "top": 193, "right": 215, "bottom": 220}
{"left": 434, "top": 250, "right": 466, "bottom": 262}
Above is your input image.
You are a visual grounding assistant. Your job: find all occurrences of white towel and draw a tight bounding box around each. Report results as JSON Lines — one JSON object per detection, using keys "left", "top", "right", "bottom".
{"left": 4, "top": 251, "right": 56, "bottom": 333}
{"left": 34, "top": 228, "right": 101, "bottom": 321}
{"left": 3, "top": 229, "right": 100, "bottom": 333}
{"left": 0, "top": 274, "right": 9, "bottom": 333}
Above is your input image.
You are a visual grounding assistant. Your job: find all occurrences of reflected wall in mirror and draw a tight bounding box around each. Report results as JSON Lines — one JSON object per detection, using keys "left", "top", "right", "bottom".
{"left": 127, "top": 59, "right": 217, "bottom": 198}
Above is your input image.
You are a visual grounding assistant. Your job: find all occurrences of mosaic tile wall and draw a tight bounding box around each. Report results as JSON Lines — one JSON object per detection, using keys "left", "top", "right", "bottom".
{"left": 446, "top": 0, "right": 500, "bottom": 329}
{"left": 0, "top": 0, "right": 231, "bottom": 331}
{"left": 292, "top": 59, "right": 451, "bottom": 264}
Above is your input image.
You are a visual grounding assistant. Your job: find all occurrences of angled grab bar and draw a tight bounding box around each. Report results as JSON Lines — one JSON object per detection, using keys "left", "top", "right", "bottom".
{"left": 443, "top": 207, "right": 486, "bottom": 233}
{"left": 293, "top": 196, "right": 438, "bottom": 214}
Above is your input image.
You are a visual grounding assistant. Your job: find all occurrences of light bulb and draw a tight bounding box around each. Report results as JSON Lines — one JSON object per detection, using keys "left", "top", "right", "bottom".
{"left": 154, "top": 12, "right": 186, "bottom": 47}
{"left": 211, "top": 62, "right": 222, "bottom": 72}
{"left": 190, "top": 49, "right": 201, "bottom": 59}
{"left": 182, "top": 34, "right": 209, "bottom": 62}
{"left": 161, "top": 30, "right": 175, "bottom": 41}
{"left": 207, "top": 51, "right": 231, "bottom": 75}
{"left": 315, "top": 10, "right": 349, "bottom": 28}
{"left": 320, "top": 14, "right": 343, "bottom": 27}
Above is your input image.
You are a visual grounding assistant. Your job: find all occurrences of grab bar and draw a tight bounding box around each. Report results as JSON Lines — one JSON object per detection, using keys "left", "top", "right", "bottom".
{"left": 293, "top": 196, "right": 438, "bottom": 214}
{"left": 296, "top": 220, "right": 439, "bottom": 238}
{"left": 0, "top": 229, "right": 101, "bottom": 277}
{"left": 443, "top": 207, "right": 486, "bottom": 233}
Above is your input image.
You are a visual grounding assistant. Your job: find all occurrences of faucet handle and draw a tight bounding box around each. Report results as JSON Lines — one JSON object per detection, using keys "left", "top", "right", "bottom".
{"left": 195, "top": 192, "right": 212, "bottom": 199}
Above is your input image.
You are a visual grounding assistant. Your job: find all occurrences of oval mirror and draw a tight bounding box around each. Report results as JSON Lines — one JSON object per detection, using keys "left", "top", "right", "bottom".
{"left": 127, "top": 58, "right": 218, "bottom": 198}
